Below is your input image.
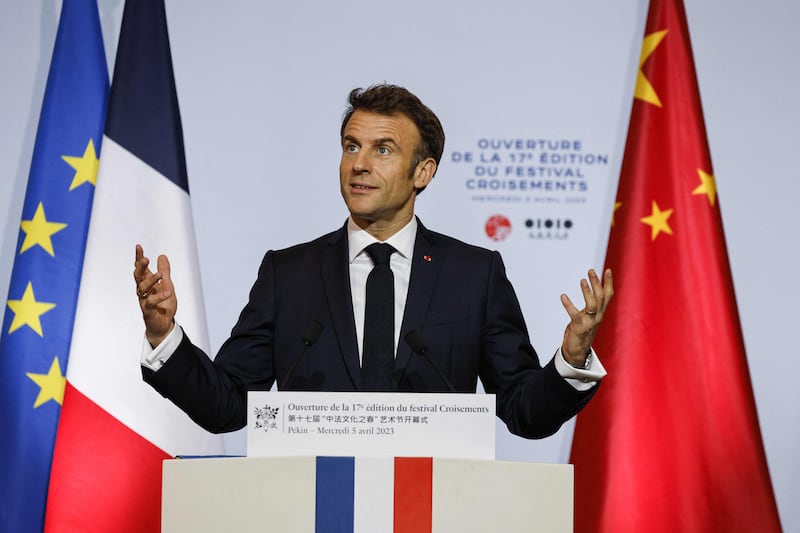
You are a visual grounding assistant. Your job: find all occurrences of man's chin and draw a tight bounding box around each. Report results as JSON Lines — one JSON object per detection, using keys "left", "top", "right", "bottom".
{"left": 344, "top": 198, "right": 376, "bottom": 219}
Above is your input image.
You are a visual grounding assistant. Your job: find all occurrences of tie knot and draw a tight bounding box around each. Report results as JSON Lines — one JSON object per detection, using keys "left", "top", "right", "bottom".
{"left": 366, "top": 242, "right": 395, "bottom": 266}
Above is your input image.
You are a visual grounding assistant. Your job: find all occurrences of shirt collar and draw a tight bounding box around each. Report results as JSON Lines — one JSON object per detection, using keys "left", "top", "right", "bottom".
{"left": 347, "top": 216, "right": 417, "bottom": 263}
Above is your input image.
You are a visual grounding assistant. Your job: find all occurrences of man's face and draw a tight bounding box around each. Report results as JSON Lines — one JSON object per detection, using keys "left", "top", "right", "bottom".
{"left": 340, "top": 110, "right": 434, "bottom": 235}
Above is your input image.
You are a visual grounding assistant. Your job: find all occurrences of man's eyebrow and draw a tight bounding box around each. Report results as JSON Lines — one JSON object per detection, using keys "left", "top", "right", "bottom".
{"left": 374, "top": 137, "right": 399, "bottom": 148}
{"left": 342, "top": 134, "right": 400, "bottom": 149}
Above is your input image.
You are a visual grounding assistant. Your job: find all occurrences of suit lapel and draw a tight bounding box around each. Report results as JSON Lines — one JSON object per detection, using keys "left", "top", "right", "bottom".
{"left": 321, "top": 224, "right": 362, "bottom": 388}
{"left": 393, "top": 220, "right": 443, "bottom": 388}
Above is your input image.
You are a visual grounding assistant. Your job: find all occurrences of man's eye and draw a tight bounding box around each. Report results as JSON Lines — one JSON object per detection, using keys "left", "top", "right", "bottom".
{"left": 345, "top": 144, "right": 359, "bottom": 153}
{"left": 377, "top": 146, "right": 390, "bottom": 155}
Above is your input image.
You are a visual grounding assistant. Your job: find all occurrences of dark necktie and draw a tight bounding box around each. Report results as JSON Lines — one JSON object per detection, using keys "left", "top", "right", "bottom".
{"left": 361, "top": 243, "right": 395, "bottom": 391}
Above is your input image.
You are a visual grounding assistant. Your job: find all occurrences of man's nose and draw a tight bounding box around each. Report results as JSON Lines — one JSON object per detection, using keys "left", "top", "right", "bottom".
{"left": 352, "top": 151, "right": 371, "bottom": 173}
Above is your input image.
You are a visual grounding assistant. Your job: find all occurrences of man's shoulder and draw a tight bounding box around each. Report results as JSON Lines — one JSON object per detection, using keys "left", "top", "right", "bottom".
{"left": 258, "top": 227, "right": 344, "bottom": 270}
{"left": 271, "top": 227, "right": 343, "bottom": 256}
{"left": 419, "top": 224, "right": 499, "bottom": 260}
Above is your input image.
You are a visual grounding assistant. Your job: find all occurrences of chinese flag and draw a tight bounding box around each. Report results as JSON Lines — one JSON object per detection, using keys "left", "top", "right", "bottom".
{"left": 569, "top": 0, "right": 782, "bottom": 531}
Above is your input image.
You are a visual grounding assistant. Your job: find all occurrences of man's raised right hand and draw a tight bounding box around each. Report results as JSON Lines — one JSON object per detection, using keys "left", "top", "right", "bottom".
{"left": 134, "top": 244, "right": 177, "bottom": 347}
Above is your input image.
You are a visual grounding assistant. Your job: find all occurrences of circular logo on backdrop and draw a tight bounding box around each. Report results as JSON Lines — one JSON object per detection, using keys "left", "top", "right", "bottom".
{"left": 485, "top": 215, "right": 512, "bottom": 241}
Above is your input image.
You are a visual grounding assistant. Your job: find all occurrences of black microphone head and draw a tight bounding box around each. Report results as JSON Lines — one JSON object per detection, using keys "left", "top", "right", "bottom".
{"left": 302, "top": 320, "right": 324, "bottom": 346}
{"left": 404, "top": 330, "right": 428, "bottom": 355}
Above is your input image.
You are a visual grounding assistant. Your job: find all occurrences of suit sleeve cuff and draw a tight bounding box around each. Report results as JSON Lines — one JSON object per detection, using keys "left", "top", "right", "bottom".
{"left": 554, "top": 347, "right": 607, "bottom": 391}
{"left": 140, "top": 322, "right": 183, "bottom": 371}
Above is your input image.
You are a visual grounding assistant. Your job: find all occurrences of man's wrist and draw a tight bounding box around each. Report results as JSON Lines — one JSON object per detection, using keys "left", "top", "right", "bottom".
{"left": 567, "top": 350, "right": 592, "bottom": 370}
{"left": 146, "top": 322, "right": 175, "bottom": 349}
{"left": 141, "top": 322, "right": 182, "bottom": 371}
{"left": 554, "top": 347, "right": 606, "bottom": 391}
{"left": 562, "top": 346, "right": 592, "bottom": 369}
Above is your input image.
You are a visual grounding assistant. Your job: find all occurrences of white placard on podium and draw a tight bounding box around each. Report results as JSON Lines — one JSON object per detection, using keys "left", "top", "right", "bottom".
{"left": 247, "top": 391, "right": 495, "bottom": 459}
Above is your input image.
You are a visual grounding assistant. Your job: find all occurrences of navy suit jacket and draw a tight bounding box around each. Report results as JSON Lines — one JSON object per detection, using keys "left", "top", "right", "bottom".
{"left": 143, "top": 219, "right": 596, "bottom": 438}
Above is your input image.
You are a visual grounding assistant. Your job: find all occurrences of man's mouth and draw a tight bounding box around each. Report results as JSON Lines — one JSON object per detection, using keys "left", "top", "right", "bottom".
{"left": 351, "top": 183, "right": 377, "bottom": 190}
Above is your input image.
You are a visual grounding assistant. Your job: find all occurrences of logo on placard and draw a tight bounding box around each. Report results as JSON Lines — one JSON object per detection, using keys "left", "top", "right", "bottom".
{"left": 485, "top": 214, "right": 512, "bottom": 241}
{"left": 254, "top": 405, "right": 280, "bottom": 433}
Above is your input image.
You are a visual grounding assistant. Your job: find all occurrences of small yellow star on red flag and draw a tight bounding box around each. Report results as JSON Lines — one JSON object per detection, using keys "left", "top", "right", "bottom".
{"left": 6, "top": 281, "right": 57, "bottom": 336}
{"left": 634, "top": 29, "right": 668, "bottom": 107}
{"left": 641, "top": 200, "right": 674, "bottom": 240}
{"left": 612, "top": 201, "right": 622, "bottom": 226}
{"left": 63, "top": 138, "right": 99, "bottom": 190}
{"left": 19, "top": 202, "right": 68, "bottom": 256}
{"left": 26, "top": 356, "right": 67, "bottom": 408}
{"left": 692, "top": 169, "right": 717, "bottom": 206}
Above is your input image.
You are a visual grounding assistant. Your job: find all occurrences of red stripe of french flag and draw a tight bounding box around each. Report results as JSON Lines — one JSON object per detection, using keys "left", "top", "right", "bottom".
{"left": 394, "top": 458, "right": 433, "bottom": 533}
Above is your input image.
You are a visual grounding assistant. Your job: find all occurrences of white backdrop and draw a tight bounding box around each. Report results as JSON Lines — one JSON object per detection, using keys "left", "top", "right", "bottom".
{"left": 1, "top": 1, "right": 797, "bottom": 530}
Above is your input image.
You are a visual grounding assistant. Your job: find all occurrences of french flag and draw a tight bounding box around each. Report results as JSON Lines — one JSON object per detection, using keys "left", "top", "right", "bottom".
{"left": 162, "top": 456, "right": 438, "bottom": 532}
{"left": 45, "top": 1, "right": 224, "bottom": 531}
{"left": 316, "top": 457, "right": 433, "bottom": 532}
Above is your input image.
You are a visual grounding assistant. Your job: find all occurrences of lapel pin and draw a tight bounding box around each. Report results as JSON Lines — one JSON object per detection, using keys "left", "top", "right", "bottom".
{"left": 423, "top": 255, "right": 432, "bottom": 262}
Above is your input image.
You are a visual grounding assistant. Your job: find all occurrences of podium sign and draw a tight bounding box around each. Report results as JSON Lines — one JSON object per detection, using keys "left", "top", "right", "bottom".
{"left": 247, "top": 391, "right": 495, "bottom": 459}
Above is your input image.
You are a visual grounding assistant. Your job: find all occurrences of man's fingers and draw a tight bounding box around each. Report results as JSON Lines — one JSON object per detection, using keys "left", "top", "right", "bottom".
{"left": 593, "top": 268, "right": 614, "bottom": 315}
{"left": 134, "top": 244, "right": 152, "bottom": 280}
{"left": 580, "top": 277, "right": 596, "bottom": 311}
{"left": 585, "top": 269, "right": 605, "bottom": 312}
{"left": 141, "top": 289, "right": 173, "bottom": 309}
{"left": 135, "top": 252, "right": 176, "bottom": 317}
{"left": 157, "top": 255, "right": 174, "bottom": 291}
{"left": 603, "top": 268, "right": 614, "bottom": 300}
{"left": 138, "top": 272, "right": 163, "bottom": 294}
{"left": 157, "top": 254, "right": 171, "bottom": 275}
{"left": 560, "top": 293, "right": 581, "bottom": 321}
{"left": 588, "top": 268, "right": 603, "bottom": 295}
{"left": 565, "top": 268, "right": 614, "bottom": 322}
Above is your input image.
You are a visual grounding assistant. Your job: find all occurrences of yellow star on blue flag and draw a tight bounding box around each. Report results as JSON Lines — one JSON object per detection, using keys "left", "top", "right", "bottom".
{"left": 19, "top": 202, "right": 68, "bottom": 256}
{"left": 26, "top": 356, "right": 67, "bottom": 408}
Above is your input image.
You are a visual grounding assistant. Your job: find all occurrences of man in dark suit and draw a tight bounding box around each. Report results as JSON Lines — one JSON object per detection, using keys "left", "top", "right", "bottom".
{"left": 134, "top": 84, "right": 613, "bottom": 439}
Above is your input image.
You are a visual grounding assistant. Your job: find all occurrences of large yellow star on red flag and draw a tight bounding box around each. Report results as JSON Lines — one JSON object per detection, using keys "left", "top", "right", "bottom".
{"left": 692, "top": 169, "right": 717, "bottom": 206}
{"left": 26, "top": 356, "right": 66, "bottom": 408}
{"left": 6, "top": 282, "right": 56, "bottom": 336}
{"left": 19, "top": 202, "right": 68, "bottom": 256}
{"left": 641, "top": 200, "right": 674, "bottom": 240}
{"left": 634, "top": 30, "right": 668, "bottom": 107}
{"left": 63, "top": 138, "right": 99, "bottom": 190}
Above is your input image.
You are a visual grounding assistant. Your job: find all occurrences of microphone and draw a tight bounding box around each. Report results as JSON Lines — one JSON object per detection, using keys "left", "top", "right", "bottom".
{"left": 404, "top": 330, "right": 456, "bottom": 392}
{"left": 279, "top": 320, "right": 324, "bottom": 390}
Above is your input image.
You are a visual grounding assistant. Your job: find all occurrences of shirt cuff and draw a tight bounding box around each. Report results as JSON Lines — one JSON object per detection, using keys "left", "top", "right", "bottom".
{"left": 140, "top": 322, "right": 183, "bottom": 371}
{"left": 554, "top": 347, "right": 607, "bottom": 392}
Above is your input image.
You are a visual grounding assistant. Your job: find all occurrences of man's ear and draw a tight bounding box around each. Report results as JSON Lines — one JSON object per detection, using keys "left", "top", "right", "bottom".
{"left": 413, "top": 158, "right": 437, "bottom": 189}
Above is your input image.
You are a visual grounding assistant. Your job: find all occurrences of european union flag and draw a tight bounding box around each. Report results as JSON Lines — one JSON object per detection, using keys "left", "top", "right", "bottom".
{"left": 0, "top": 0, "right": 108, "bottom": 530}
